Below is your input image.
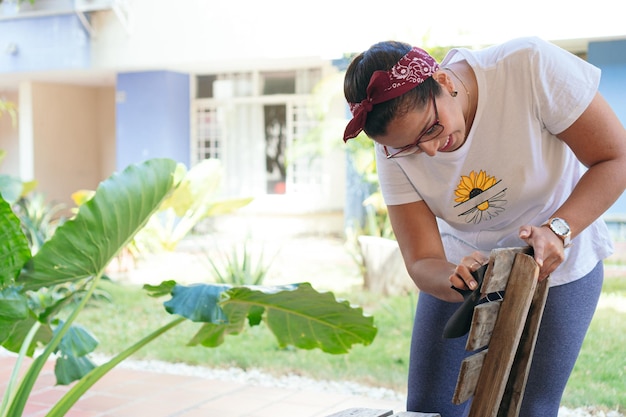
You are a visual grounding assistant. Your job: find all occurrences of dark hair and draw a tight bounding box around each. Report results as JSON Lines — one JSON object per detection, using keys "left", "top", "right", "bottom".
{"left": 344, "top": 41, "right": 441, "bottom": 138}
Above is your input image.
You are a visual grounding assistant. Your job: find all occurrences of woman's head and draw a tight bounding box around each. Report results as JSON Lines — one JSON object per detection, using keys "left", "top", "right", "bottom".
{"left": 343, "top": 41, "right": 442, "bottom": 141}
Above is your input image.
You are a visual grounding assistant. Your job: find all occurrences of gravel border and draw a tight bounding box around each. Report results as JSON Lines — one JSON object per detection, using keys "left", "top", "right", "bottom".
{"left": 1, "top": 349, "right": 623, "bottom": 416}
{"left": 94, "top": 354, "right": 625, "bottom": 417}
{"left": 91, "top": 354, "right": 404, "bottom": 401}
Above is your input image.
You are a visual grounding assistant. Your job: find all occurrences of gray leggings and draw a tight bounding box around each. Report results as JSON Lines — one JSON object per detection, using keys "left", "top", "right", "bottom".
{"left": 406, "top": 262, "right": 604, "bottom": 417}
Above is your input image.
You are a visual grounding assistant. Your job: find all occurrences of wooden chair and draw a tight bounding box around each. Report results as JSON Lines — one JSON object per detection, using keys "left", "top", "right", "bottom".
{"left": 452, "top": 247, "right": 548, "bottom": 417}
{"left": 327, "top": 247, "right": 546, "bottom": 417}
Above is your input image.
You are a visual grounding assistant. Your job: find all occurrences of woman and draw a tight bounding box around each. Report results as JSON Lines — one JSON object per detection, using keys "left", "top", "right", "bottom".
{"left": 343, "top": 37, "right": 626, "bottom": 416}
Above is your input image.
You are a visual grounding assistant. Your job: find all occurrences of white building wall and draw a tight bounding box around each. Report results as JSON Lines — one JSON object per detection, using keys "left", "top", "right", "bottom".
{"left": 2, "top": 0, "right": 353, "bottom": 236}
{"left": 89, "top": 0, "right": 346, "bottom": 75}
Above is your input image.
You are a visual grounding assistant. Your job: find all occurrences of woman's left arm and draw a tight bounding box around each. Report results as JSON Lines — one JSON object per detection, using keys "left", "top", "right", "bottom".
{"left": 520, "top": 92, "right": 626, "bottom": 278}
{"left": 554, "top": 92, "right": 626, "bottom": 234}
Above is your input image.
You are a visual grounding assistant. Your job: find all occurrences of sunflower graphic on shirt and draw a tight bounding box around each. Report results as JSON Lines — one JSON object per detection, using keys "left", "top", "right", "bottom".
{"left": 454, "top": 170, "right": 507, "bottom": 224}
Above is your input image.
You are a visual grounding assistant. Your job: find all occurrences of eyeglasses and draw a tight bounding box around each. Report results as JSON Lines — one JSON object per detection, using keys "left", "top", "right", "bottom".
{"left": 383, "top": 93, "right": 444, "bottom": 159}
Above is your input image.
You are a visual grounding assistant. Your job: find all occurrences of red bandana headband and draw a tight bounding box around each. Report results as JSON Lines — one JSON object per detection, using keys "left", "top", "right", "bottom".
{"left": 343, "top": 46, "right": 440, "bottom": 142}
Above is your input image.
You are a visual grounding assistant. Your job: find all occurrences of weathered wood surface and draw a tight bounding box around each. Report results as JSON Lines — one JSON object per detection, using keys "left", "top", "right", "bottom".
{"left": 467, "top": 253, "right": 539, "bottom": 417}
{"left": 466, "top": 302, "right": 501, "bottom": 351}
{"left": 482, "top": 247, "right": 534, "bottom": 294}
{"left": 454, "top": 249, "right": 536, "bottom": 404}
{"left": 453, "top": 349, "right": 488, "bottom": 404}
{"left": 451, "top": 247, "right": 547, "bottom": 417}
{"left": 498, "top": 276, "right": 549, "bottom": 417}
{"left": 332, "top": 247, "right": 543, "bottom": 417}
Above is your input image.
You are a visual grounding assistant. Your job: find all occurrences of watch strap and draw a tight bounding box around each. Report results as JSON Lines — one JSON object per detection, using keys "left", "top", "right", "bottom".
{"left": 542, "top": 218, "right": 572, "bottom": 248}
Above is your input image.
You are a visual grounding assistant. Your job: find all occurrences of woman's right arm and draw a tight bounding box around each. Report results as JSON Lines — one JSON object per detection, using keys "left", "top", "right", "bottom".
{"left": 387, "top": 200, "right": 474, "bottom": 302}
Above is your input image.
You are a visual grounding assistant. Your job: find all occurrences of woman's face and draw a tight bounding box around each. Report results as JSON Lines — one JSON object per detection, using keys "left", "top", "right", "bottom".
{"left": 373, "top": 88, "right": 468, "bottom": 158}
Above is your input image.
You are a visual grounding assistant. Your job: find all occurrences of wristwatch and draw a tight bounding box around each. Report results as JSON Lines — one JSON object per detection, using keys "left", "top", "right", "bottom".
{"left": 543, "top": 217, "right": 572, "bottom": 248}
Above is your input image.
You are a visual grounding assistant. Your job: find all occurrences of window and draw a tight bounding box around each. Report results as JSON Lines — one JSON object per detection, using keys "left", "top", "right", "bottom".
{"left": 195, "top": 107, "right": 222, "bottom": 159}
{"left": 193, "top": 68, "right": 326, "bottom": 201}
{"left": 196, "top": 75, "right": 217, "bottom": 98}
{"left": 261, "top": 71, "right": 296, "bottom": 95}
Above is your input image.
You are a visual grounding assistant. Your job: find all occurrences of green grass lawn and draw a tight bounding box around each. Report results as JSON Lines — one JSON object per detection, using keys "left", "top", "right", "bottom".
{"left": 74, "top": 273, "right": 625, "bottom": 412}
{"left": 562, "top": 274, "right": 626, "bottom": 410}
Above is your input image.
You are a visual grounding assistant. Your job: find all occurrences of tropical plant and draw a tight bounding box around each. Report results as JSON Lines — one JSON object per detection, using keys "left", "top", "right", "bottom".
{"left": 0, "top": 100, "right": 17, "bottom": 126}
{"left": 203, "top": 238, "right": 276, "bottom": 286}
{"left": 0, "top": 158, "right": 377, "bottom": 417}
{"left": 122, "top": 158, "right": 252, "bottom": 254}
{"left": 12, "top": 192, "right": 67, "bottom": 254}
{"left": 362, "top": 191, "right": 394, "bottom": 240}
{"left": 71, "top": 158, "right": 253, "bottom": 272}
{"left": 0, "top": 151, "right": 37, "bottom": 205}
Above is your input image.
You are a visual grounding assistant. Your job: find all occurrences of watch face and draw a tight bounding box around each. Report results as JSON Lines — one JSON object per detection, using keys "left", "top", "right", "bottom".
{"left": 550, "top": 218, "right": 570, "bottom": 235}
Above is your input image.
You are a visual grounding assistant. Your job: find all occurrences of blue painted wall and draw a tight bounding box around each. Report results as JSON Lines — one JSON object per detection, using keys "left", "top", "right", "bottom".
{"left": 588, "top": 39, "right": 626, "bottom": 216}
{"left": 0, "top": 15, "right": 89, "bottom": 73}
{"left": 116, "top": 71, "right": 190, "bottom": 171}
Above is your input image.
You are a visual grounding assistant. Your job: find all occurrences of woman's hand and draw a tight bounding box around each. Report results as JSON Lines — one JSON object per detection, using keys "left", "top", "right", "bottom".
{"left": 519, "top": 224, "right": 566, "bottom": 280}
{"left": 449, "top": 251, "right": 489, "bottom": 291}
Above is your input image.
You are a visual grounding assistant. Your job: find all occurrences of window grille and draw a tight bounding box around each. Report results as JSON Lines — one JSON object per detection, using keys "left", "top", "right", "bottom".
{"left": 287, "top": 101, "right": 320, "bottom": 194}
{"left": 194, "top": 106, "right": 222, "bottom": 160}
{"left": 192, "top": 69, "right": 328, "bottom": 201}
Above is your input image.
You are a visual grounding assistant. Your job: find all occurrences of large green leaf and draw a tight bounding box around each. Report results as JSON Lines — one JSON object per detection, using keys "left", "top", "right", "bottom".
{"left": 17, "top": 159, "right": 180, "bottom": 291}
{"left": 133, "top": 159, "right": 253, "bottom": 252}
{"left": 143, "top": 280, "right": 177, "bottom": 298}
{"left": 186, "top": 302, "right": 264, "bottom": 348}
{"left": 160, "top": 158, "right": 222, "bottom": 217}
{"left": 53, "top": 323, "right": 99, "bottom": 385}
{"left": 163, "top": 283, "right": 231, "bottom": 323}
{"left": 0, "top": 195, "right": 31, "bottom": 289}
{"left": 163, "top": 282, "right": 377, "bottom": 354}
{"left": 203, "top": 197, "right": 254, "bottom": 217}
{"left": 0, "top": 175, "right": 24, "bottom": 205}
{"left": 0, "top": 288, "right": 28, "bottom": 321}
{"left": 221, "top": 283, "right": 378, "bottom": 354}
{"left": 187, "top": 321, "right": 244, "bottom": 348}
{"left": 0, "top": 288, "right": 28, "bottom": 344}
{"left": 56, "top": 323, "right": 99, "bottom": 357}
{"left": 0, "top": 318, "right": 17, "bottom": 345}
{"left": 1, "top": 317, "right": 53, "bottom": 355}
{"left": 54, "top": 354, "right": 97, "bottom": 386}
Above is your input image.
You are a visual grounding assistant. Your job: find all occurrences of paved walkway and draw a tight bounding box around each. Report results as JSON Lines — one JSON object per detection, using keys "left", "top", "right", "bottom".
{"left": 0, "top": 353, "right": 406, "bottom": 417}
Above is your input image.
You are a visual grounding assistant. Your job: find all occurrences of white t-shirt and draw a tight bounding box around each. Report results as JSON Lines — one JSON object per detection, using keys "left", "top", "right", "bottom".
{"left": 375, "top": 37, "right": 613, "bottom": 286}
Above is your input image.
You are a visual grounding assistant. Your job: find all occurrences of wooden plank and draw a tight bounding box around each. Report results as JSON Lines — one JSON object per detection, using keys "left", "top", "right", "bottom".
{"left": 498, "top": 275, "right": 547, "bottom": 417}
{"left": 326, "top": 409, "right": 441, "bottom": 417}
{"left": 481, "top": 249, "right": 515, "bottom": 293}
{"left": 452, "top": 349, "right": 488, "bottom": 404}
{"left": 482, "top": 247, "right": 533, "bottom": 294}
{"left": 325, "top": 408, "right": 394, "bottom": 417}
{"left": 468, "top": 253, "right": 538, "bottom": 417}
{"left": 483, "top": 250, "right": 512, "bottom": 292}
{"left": 466, "top": 301, "right": 501, "bottom": 351}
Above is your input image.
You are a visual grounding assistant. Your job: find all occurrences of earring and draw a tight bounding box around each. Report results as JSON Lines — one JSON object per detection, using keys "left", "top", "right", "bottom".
{"left": 451, "top": 90, "right": 458, "bottom": 97}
